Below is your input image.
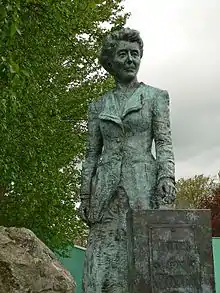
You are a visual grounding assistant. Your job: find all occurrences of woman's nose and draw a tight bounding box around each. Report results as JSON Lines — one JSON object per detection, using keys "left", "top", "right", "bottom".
{"left": 127, "top": 52, "right": 132, "bottom": 63}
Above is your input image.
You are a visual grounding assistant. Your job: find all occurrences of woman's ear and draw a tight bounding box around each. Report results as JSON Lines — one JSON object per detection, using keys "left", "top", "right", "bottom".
{"left": 107, "top": 62, "right": 114, "bottom": 75}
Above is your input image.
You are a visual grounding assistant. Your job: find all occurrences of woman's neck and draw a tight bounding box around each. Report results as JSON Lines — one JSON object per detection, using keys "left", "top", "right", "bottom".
{"left": 115, "top": 78, "right": 139, "bottom": 92}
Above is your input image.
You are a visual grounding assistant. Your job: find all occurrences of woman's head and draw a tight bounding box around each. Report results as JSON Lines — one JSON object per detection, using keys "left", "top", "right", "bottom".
{"left": 99, "top": 28, "right": 143, "bottom": 81}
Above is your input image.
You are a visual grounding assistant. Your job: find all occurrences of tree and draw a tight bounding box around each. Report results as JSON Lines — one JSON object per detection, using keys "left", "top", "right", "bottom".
{"left": 0, "top": 0, "right": 128, "bottom": 252}
{"left": 175, "top": 174, "right": 216, "bottom": 209}
{"left": 199, "top": 186, "right": 220, "bottom": 237}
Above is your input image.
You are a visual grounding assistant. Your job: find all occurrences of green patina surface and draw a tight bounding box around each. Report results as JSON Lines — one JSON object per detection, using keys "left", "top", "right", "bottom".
{"left": 58, "top": 238, "right": 220, "bottom": 293}
{"left": 78, "top": 28, "right": 176, "bottom": 293}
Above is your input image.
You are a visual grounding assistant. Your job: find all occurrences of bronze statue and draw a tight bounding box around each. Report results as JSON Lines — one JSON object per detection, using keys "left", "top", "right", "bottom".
{"left": 79, "top": 28, "right": 175, "bottom": 293}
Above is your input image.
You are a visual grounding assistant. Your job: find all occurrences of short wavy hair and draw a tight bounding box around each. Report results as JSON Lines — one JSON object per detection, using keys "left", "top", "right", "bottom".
{"left": 99, "top": 28, "right": 144, "bottom": 75}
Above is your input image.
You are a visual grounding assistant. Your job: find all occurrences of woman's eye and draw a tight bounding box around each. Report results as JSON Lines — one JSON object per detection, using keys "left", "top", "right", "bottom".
{"left": 117, "top": 51, "right": 126, "bottom": 57}
{"left": 132, "top": 52, "right": 139, "bottom": 57}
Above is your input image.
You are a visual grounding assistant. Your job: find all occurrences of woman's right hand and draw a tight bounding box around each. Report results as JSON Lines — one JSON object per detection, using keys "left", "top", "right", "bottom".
{"left": 78, "top": 199, "right": 90, "bottom": 225}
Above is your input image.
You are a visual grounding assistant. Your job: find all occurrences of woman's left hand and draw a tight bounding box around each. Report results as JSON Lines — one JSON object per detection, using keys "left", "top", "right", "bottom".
{"left": 157, "top": 178, "right": 176, "bottom": 204}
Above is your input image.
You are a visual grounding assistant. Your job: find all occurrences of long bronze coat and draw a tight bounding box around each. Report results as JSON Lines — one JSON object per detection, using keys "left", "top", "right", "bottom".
{"left": 80, "top": 82, "right": 175, "bottom": 224}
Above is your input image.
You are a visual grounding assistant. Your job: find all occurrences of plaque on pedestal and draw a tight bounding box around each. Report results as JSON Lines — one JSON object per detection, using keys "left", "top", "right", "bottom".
{"left": 127, "top": 209, "right": 215, "bottom": 293}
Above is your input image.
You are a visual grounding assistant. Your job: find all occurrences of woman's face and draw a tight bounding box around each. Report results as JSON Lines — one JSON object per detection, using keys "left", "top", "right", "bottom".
{"left": 110, "top": 40, "right": 141, "bottom": 83}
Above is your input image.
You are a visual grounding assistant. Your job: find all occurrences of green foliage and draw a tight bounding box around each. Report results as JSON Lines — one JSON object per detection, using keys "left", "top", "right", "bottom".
{"left": 0, "top": 0, "right": 128, "bottom": 252}
{"left": 175, "top": 174, "right": 217, "bottom": 209}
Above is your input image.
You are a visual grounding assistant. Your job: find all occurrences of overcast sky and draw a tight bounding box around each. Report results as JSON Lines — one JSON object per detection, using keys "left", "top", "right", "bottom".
{"left": 124, "top": 0, "right": 220, "bottom": 180}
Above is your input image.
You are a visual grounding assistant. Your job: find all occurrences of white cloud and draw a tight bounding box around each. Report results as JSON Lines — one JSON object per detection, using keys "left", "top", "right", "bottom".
{"left": 124, "top": 0, "right": 220, "bottom": 178}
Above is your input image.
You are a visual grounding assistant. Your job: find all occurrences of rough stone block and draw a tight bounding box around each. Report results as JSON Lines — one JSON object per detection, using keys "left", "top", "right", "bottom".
{"left": 0, "top": 226, "right": 75, "bottom": 293}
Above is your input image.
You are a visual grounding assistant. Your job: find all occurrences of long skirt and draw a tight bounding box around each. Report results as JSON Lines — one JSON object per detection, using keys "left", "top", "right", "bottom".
{"left": 82, "top": 186, "right": 130, "bottom": 293}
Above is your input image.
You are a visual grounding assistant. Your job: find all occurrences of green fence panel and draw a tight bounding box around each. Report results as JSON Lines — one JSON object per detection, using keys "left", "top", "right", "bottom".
{"left": 58, "top": 245, "right": 85, "bottom": 293}
{"left": 213, "top": 238, "right": 220, "bottom": 292}
{"left": 58, "top": 239, "right": 220, "bottom": 293}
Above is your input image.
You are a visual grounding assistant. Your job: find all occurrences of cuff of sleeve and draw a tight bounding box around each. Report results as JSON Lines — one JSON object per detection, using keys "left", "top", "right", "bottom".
{"left": 80, "top": 194, "right": 90, "bottom": 200}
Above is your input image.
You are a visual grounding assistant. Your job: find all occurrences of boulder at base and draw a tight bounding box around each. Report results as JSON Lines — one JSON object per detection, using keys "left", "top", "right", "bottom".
{"left": 0, "top": 226, "right": 76, "bottom": 293}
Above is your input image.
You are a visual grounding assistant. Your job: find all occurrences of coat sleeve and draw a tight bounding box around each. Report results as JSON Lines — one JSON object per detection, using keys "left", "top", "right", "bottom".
{"left": 152, "top": 90, "right": 175, "bottom": 183}
{"left": 80, "top": 101, "right": 103, "bottom": 199}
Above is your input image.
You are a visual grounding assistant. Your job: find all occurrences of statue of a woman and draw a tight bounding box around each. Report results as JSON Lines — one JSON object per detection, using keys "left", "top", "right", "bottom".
{"left": 79, "top": 28, "right": 175, "bottom": 293}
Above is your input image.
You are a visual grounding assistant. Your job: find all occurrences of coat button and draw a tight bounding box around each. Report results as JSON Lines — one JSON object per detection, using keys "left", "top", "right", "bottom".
{"left": 116, "top": 138, "right": 120, "bottom": 143}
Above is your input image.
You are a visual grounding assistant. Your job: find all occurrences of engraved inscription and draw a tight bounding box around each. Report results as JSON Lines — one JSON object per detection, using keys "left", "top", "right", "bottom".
{"left": 153, "top": 256, "right": 198, "bottom": 271}
{"left": 150, "top": 226, "right": 200, "bottom": 292}
{"left": 154, "top": 273, "right": 199, "bottom": 290}
{"left": 157, "top": 240, "right": 191, "bottom": 251}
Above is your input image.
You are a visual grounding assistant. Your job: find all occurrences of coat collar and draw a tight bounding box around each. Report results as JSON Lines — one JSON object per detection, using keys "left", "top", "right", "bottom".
{"left": 99, "top": 83, "right": 145, "bottom": 126}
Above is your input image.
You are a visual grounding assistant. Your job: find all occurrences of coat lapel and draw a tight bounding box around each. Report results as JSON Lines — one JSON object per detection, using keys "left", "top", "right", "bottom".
{"left": 98, "top": 91, "right": 122, "bottom": 127}
{"left": 122, "top": 83, "right": 145, "bottom": 119}
{"left": 98, "top": 83, "right": 146, "bottom": 126}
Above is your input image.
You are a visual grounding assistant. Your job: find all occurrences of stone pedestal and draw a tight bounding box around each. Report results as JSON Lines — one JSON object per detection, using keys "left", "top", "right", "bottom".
{"left": 127, "top": 209, "right": 215, "bottom": 293}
